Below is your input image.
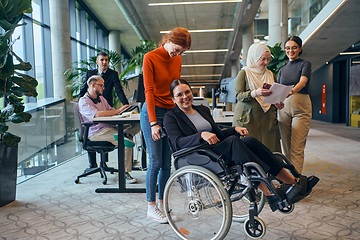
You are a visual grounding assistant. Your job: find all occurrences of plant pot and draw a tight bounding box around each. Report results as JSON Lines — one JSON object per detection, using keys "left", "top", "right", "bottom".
{"left": 0, "top": 142, "right": 18, "bottom": 207}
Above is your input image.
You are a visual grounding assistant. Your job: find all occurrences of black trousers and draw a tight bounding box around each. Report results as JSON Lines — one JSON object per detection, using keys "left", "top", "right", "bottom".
{"left": 208, "top": 136, "right": 283, "bottom": 176}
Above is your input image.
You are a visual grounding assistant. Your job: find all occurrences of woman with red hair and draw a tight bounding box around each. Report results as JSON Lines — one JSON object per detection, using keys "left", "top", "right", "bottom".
{"left": 140, "top": 27, "right": 191, "bottom": 223}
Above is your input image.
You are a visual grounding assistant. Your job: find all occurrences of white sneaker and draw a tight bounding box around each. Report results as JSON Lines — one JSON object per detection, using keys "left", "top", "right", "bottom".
{"left": 158, "top": 202, "right": 179, "bottom": 221}
{"left": 125, "top": 172, "right": 137, "bottom": 184}
{"left": 147, "top": 204, "right": 168, "bottom": 224}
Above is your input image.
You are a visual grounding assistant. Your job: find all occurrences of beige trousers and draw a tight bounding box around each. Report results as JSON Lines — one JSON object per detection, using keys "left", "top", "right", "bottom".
{"left": 89, "top": 125, "right": 140, "bottom": 173}
{"left": 278, "top": 93, "right": 312, "bottom": 173}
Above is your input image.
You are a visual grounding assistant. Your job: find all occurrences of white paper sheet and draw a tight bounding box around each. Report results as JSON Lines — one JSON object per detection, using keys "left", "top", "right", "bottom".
{"left": 263, "top": 83, "right": 294, "bottom": 104}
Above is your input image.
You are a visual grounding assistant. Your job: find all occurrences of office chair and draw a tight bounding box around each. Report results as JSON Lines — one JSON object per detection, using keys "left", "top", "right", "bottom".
{"left": 72, "top": 101, "right": 118, "bottom": 185}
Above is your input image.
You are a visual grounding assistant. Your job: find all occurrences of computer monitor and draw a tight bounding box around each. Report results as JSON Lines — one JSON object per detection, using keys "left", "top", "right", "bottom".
{"left": 218, "top": 77, "right": 236, "bottom": 103}
{"left": 134, "top": 74, "right": 145, "bottom": 104}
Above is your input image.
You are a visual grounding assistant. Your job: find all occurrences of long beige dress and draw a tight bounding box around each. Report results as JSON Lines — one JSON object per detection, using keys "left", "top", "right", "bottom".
{"left": 232, "top": 69, "right": 281, "bottom": 153}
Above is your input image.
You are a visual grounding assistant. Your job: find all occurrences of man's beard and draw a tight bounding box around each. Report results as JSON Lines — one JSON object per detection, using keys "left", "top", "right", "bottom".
{"left": 95, "top": 90, "right": 102, "bottom": 97}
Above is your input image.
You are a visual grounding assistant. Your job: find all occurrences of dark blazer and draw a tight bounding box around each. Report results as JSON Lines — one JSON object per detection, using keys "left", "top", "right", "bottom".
{"left": 79, "top": 68, "right": 129, "bottom": 107}
{"left": 163, "top": 105, "right": 237, "bottom": 151}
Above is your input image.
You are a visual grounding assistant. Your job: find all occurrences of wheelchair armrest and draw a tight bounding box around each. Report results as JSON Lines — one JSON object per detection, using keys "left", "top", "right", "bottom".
{"left": 172, "top": 142, "right": 209, "bottom": 159}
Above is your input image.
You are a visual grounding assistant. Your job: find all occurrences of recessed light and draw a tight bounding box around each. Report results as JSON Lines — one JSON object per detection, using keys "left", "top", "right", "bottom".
{"left": 149, "top": 1, "right": 242, "bottom": 6}
{"left": 160, "top": 29, "right": 234, "bottom": 33}
{"left": 340, "top": 52, "right": 360, "bottom": 55}
{"left": 182, "top": 64, "right": 225, "bottom": 67}
{"left": 186, "top": 49, "right": 228, "bottom": 53}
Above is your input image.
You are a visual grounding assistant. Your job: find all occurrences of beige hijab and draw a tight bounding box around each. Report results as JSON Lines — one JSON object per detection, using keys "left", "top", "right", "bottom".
{"left": 243, "top": 43, "right": 274, "bottom": 112}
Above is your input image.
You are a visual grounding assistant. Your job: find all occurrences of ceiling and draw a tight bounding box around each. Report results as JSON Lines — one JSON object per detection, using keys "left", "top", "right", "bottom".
{"left": 80, "top": 0, "right": 360, "bottom": 87}
{"left": 80, "top": 0, "right": 261, "bottom": 86}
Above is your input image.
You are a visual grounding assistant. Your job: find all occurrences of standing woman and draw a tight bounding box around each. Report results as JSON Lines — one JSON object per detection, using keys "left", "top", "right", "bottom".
{"left": 140, "top": 27, "right": 191, "bottom": 223}
{"left": 233, "top": 43, "right": 283, "bottom": 152}
{"left": 278, "top": 36, "right": 312, "bottom": 174}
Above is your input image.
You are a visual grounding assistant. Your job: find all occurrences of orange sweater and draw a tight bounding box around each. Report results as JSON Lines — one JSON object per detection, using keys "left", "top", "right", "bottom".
{"left": 143, "top": 46, "right": 182, "bottom": 123}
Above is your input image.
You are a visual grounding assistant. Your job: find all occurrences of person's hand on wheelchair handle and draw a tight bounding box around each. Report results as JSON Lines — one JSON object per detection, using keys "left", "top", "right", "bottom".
{"left": 201, "top": 132, "right": 220, "bottom": 145}
{"left": 235, "top": 127, "right": 249, "bottom": 136}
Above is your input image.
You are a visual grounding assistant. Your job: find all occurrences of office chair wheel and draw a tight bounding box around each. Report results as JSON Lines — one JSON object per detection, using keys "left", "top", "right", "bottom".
{"left": 164, "top": 165, "right": 232, "bottom": 240}
{"left": 102, "top": 179, "right": 107, "bottom": 185}
{"left": 244, "top": 216, "right": 266, "bottom": 239}
{"left": 75, "top": 178, "right": 80, "bottom": 184}
{"left": 279, "top": 204, "right": 294, "bottom": 214}
{"left": 229, "top": 182, "right": 265, "bottom": 222}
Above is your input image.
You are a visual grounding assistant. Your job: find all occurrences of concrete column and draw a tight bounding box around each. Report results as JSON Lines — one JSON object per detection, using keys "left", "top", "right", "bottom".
{"left": 109, "top": 31, "right": 122, "bottom": 74}
{"left": 242, "top": 23, "right": 254, "bottom": 67}
{"left": 49, "top": 0, "right": 71, "bottom": 99}
{"left": 230, "top": 60, "right": 239, "bottom": 77}
{"left": 269, "top": 0, "right": 288, "bottom": 47}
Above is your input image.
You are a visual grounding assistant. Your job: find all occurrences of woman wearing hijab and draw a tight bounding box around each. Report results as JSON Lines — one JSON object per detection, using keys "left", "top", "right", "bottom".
{"left": 233, "top": 43, "right": 284, "bottom": 152}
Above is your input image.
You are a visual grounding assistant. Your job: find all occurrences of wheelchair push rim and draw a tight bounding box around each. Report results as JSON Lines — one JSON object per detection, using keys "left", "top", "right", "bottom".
{"left": 164, "top": 165, "right": 233, "bottom": 240}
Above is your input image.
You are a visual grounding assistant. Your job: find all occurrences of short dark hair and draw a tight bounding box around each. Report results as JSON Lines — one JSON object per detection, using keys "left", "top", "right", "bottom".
{"left": 170, "top": 79, "right": 192, "bottom": 98}
{"left": 97, "top": 51, "right": 108, "bottom": 58}
{"left": 285, "top": 36, "right": 303, "bottom": 55}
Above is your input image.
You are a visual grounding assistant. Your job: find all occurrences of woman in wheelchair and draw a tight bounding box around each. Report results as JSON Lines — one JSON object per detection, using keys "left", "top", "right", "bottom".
{"left": 163, "top": 79, "right": 319, "bottom": 212}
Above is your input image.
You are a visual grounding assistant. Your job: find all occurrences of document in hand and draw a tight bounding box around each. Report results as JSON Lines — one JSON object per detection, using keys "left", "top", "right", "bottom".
{"left": 263, "top": 83, "right": 294, "bottom": 104}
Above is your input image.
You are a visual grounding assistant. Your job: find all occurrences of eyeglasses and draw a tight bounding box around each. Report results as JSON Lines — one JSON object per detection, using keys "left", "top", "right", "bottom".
{"left": 259, "top": 57, "right": 272, "bottom": 62}
{"left": 174, "top": 90, "right": 192, "bottom": 98}
{"left": 95, "top": 83, "right": 104, "bottom": 88}
{"left": 173, "top": 43, "right": 186, "bottom": 56}
{"left": 285, "top": 46, "right": 299, "bottom": 51}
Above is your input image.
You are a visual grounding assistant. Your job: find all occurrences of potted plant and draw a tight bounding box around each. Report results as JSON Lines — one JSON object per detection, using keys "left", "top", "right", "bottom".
{"left": 267, "top": 43, "right": 288, "bottom": 77}
{"left": 0, "top": 0, "right": 38, "bottom": 207}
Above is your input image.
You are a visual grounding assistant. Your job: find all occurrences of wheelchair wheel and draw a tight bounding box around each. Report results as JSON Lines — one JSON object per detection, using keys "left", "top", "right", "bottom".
{"left": 164, "top": 166, "right": 232, "bottom": 240}
{"left": 244, "top": 216, "right": 266, "bottom": 239}
{"left": 279, "top": 203, "right": 295, "bottom": 214}
{"left": 229, "top": 182, "right": 265, "bottom": 222}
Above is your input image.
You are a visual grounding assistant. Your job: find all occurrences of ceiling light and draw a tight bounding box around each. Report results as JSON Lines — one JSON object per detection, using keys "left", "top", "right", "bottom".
{"left": 160, "top": 29, "right": 234, "bottom": 33}
{"left": 340, "top": 52, "right": 360, "bottom": 55}
{"left": 181, "top": 74, "right": 222, "bottom": 77}
{"left": 352, "top": 61, "right": 360, "bottom": 64}
{"left": 191, "top": 86, "right": 206, "bottom": 88}
{"left": 149, "top": 1, "right": 242, "bottom": 6}
{"left": 182, "top": 64, "right": 225, "bottom": 67}
{"left": 186, "top": 49, "right": 228, "bottom": 53}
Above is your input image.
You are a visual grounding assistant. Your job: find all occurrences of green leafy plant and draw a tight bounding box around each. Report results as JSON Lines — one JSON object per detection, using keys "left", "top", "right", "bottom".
{"left": 267, "top": 43, "right": 288, "bottom": 77}
{"left": 131, "top": 39, "right": 157, "bottom": 73}
{"left": 0, "top": 0, "right": 38, "bottom": 146}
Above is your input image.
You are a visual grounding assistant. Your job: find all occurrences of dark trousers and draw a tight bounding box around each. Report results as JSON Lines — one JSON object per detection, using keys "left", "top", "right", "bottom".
{"left": 208, "top": 136, "right": 283, "bottom": 176}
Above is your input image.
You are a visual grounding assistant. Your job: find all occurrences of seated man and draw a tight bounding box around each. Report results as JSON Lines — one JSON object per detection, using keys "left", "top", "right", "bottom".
{"left": 79, "top": 75, "right": 140, "bottom": 183}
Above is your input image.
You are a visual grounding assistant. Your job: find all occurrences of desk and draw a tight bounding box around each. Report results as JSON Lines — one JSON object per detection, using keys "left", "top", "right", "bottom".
{"left": 213, "top": 111, "right": 233, "bottom": 125}
{"left": 90, "top": 114, "right": 146, "bottom": 193}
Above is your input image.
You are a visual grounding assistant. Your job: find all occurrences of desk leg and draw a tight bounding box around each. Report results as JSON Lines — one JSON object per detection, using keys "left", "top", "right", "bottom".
{"left": 95, "top": 122, "right": 146, "bottom": 193}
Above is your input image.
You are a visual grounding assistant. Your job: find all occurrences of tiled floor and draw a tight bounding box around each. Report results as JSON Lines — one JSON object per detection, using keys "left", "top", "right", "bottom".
{"left": 1, "top": 120, "right": 360, "bottom": 240}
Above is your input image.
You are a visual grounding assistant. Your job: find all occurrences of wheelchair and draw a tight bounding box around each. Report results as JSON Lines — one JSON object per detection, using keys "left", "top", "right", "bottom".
{"left": 163, "top": 141, "right": 301, "bottom": 240}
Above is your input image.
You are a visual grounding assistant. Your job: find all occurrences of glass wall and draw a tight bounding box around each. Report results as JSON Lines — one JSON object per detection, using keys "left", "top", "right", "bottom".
{"left": 288, "top": 0, "right": 330, "bottom": 36}
{"left": 2, "top": 0, "right": 115, "bottom": 182}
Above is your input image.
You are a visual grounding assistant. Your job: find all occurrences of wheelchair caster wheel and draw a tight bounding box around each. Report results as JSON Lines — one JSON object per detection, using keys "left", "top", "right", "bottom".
{"left": 244, "top": 216, "right": 266, "bottom": 239}
{"left": 74, "top": 179, "right": 80, "bottom": 184}
{"left": 279, "top": 204, "right": 294, "bottom": 214}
